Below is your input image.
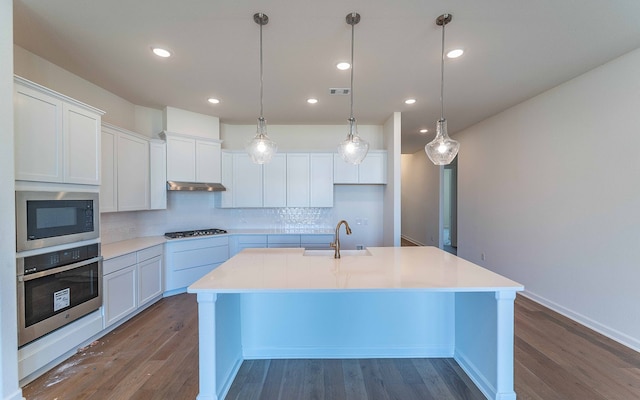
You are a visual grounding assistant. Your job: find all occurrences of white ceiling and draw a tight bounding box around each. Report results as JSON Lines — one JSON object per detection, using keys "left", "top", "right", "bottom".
{"left": 13, "top": 0, "right": 640, "bottom": 153}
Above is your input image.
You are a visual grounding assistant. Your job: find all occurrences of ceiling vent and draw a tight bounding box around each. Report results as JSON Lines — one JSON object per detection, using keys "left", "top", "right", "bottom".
{"left": 330, "top": 88, "right": 350, "bottom": 95}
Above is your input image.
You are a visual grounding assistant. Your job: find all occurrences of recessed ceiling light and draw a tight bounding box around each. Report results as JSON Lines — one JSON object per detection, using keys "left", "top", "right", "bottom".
{"left": 336, "top": 62, "right": 351, "bottom": 70}
{"left": 152, "top": 47, "right": 172, "bottom": 58}
{"left": 405, "top": 99, "right": 416, "bottom": 105}
{"left": 207, "top": 98, "right": 220, "bottom": 104}
{"left": 307, "top": 98, "right": 318, "bottom": 104}
{"left": 419, "top": 129, "right": 429, "bottom": 134}
{"left": 447, "top": 48, "right": 464, "bottom": 58}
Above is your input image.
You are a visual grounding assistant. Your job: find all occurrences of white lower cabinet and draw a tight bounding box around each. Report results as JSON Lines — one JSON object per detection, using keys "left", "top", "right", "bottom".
{"left": 165, "top": 236, "right": 229, "bottom": 294}
{"left": 137, "top": 248, "right": 164, "bottom": 307}
{"left": 103, "top": 245, "right": 163, "bottom": 328}
{"left": 103, "top": 263, "right": 137, "bottom": 327}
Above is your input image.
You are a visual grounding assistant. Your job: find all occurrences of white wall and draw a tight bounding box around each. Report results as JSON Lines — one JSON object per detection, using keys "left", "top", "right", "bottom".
{"left": 456, "top": 47, "right": 640, "bottom": 350}
{"left": 1, "top": 1, "right": 22, "bottom": 399}
{"left": 401, "top": 151, "right": 440, "bottom": 246}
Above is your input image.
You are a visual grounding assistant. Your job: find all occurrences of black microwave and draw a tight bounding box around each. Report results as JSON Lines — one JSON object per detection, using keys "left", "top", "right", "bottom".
{"left": 16, "top": 191, "right": 99, "bottom": 252}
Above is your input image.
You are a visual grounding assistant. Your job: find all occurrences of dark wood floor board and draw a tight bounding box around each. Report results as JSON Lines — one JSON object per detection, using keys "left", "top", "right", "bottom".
{"left": 513, "top": 359, "right": 562, "bottom": 400}
{"left": 410, "top": 358, "right": 457, "bottom": 399}
{"left": 431, "top": 358, "right": 484, "bottom": 400}
{"left": 322, "top": 359, "right": 348, "bottom": 400}
{"left": 258, "top": 359, "right": 286, "bottom": 400}
{"left": 342, "top": 358, "right": 369, "bottom": 399}
{"left": 515, "top": 335, "right": 608, "bottom": 400}
{"left": 359, "top": 359, "right": 392, "bottom": 400}
{"left": 515, "top": 298, "right": 640, "bottom": 400}
{"left": 277, "top": 359, "right": 306, "bottom": 399}
{"left": 301, "top": 359, "right": 325, "bottom": 400}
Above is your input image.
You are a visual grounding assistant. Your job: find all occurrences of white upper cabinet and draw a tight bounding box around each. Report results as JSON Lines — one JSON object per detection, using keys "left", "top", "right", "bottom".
{"left": 286, "top": 153, "right": 310, "bottom": 207}
{"left": 163, "top": 131, "right": 222, "bottom": 183}
{"left": 263, "top": 153, "right": 287, "bottom": 208}
{"left": 287, "top": 153, "right": 333, "bottom": 207}
{"left": 333, "top": 150, "right": 387, "bottom": 184}
{"left": 100, "top": 123, "right": 150, "bottom": 213}
{"left": 222, "top": 151, "right": 334, "bottom": 209}
{"left": 14, "top": 76, "right": 103, "bottom": 185}
{"left": 195, "top": 140, "right": 221, "bottom": 183}
{"left": 310, "top": 153, "right": 334, "bottom": 207}
{"left": 232, "top": 152, "right": 263, "bottom": 208}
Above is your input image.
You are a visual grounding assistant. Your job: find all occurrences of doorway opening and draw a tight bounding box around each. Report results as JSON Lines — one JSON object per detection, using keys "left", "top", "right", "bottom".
{"left": 441, "top": 157, "right": 457, "bottom": 255}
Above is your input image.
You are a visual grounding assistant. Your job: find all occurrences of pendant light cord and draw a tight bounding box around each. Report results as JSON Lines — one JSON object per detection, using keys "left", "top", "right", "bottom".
{"left": 349, "top": 13, "right": 355, "bottom": 121}
{"left": 259, "top": 15, "right": 264, "bottom": 119}
{"left": 440, "top": 15, "right": 446, "bottom": 121}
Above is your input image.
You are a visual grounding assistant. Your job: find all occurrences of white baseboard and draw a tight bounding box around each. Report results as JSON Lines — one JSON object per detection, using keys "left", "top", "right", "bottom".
{"left": 243, "top": 345, "right": 454, "bottom": 359}
{"left": 521, "top": 290, "right": 640, "bottom": 353}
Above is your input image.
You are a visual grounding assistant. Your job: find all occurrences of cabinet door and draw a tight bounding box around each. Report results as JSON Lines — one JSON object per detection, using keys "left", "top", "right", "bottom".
{"left": 14, "top": 84, "right": 63, "bottom": 182}
{"left": 149, "top": 141, "right": 167, "bottom": 210}
{"left": 310, "top": 153, "right": 334, "bottom": 207}
{"left": 103, "top": 265, "right": 137, "bottom": 328}
{"left": 359, "top": 151, "right": 387, "bottom": 184}
{"left": 100, "top": 130, "right": 118, "bottom": 213}
{"left": 138, "top": 255, "right": 163, "bottom": 307}
{"left": 166, "top": 136, "right": 195, "bottom": 181}
{"left": 220, "top": 151, "right": 233, "bottom": 208}
{"left": 333, "top": 154, "right": 358, "bottom": 184}
{"left": 64, "top": 103, "right": 101, "bottom": 184}
{"left": 195, "top": 140, "right": 221, "bottom": 183}
{"left": 263, "top": 153, "right": 287, "bottom": 207}
{"left": 117, "top": 133, "right": 150, "bottom": 211}
{"left": 287, "top": 153, "right": 310, "bottom": 207}
{"left": 232, "top": 153, "right": 263, "bottom": 208}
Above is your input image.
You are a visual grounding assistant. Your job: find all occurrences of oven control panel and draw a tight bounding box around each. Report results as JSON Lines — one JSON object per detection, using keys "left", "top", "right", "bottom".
{"left": 20, "top": 244, "right": 99, "bottom": 275}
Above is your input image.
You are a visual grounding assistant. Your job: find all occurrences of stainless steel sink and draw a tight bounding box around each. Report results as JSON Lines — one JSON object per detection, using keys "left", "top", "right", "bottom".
{"left": 303, "top": 249, "right": 372, "bottom": 257}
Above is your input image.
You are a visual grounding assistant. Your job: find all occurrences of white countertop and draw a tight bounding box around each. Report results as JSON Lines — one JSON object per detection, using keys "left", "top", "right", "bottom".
{"left": 101, "top": 236, "right": 166, "bottom": 260}
{"left": 188, "top": 246, "right": 524, "bottom": 293}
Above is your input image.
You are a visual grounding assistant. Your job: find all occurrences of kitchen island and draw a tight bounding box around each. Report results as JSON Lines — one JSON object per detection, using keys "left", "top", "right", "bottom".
{"left": 188, "top": 246, "right": 523, "bottom": 400}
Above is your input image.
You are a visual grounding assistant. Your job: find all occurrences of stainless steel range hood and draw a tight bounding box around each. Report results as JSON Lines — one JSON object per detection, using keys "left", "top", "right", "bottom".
{"left": 166, "top": 181, "right": 226, "bottom": 192}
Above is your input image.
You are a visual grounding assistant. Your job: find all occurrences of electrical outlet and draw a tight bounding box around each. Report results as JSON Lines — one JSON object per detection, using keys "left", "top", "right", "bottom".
{"left": 356, "top": 244, "right": 364, "bottom": 250}
{"left": 481, "top": 252, "right": 486, "bottom": 261}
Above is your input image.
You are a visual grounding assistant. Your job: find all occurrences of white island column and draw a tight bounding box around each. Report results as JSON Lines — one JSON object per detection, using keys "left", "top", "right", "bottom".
{"left": 196, "top": 292, "right": 217, "bottom": 400}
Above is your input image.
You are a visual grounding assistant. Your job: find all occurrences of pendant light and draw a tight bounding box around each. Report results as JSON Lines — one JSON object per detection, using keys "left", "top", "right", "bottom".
{"left": 425, "top": 13, "right": 460, "bottom": 166}
{"left": 246, "top": 13, "right": 277, "bottom": 164}
{"left": 338, "top": 12, "right": 369, "bottom": 165}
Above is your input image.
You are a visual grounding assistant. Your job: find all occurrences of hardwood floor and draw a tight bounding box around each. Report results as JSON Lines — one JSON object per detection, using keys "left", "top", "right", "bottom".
{"left": 22, "top": 293, "right": 640, "bottom": 400}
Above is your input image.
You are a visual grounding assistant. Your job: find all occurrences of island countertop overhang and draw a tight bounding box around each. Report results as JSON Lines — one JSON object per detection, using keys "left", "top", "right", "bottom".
{"left": 188, "top": 246, "right": 524, "bottom": 294}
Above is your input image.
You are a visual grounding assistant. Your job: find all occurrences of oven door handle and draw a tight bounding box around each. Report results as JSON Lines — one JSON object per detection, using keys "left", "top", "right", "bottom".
{"left": 18, "top": 256, "right": 103, "bottom": 282}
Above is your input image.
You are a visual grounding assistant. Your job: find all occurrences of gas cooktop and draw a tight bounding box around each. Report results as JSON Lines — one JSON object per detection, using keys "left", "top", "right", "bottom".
{"left": 164, "top": 228, "right": 228, "bottom": 239}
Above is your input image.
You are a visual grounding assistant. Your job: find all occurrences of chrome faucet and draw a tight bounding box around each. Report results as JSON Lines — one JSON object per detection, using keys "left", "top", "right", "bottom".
{"left": 330, "top": 220, "right": 352, "bottom": 259}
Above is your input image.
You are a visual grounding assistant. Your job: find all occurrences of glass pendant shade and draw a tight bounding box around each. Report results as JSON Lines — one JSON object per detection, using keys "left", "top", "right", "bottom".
{"left": 425, "top": 13, "right": 459, "bottom": 166}
{"left": 425, "top": 119, "right": 459, "bottom": 165}
{"left": 246, "top": 117, "right": 277, "bottom": 164}
{"left": 338, "top": 117, "right": 369, "bottom": 165}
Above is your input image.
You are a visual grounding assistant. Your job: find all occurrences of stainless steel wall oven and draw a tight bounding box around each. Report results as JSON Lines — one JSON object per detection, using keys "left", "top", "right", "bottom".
{"left": 17, "top": 243, "right": 102, "bottom": 347}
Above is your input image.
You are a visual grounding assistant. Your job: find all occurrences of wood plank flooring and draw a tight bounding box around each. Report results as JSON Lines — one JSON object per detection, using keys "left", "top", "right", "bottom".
{"left": 22, "top": 293, "right": 640, "bottom": 400}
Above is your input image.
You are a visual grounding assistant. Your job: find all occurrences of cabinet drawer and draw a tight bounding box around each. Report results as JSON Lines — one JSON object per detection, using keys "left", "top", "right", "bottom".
{"left": 300, "top": 234, "right": 334, "bottom": 244}
{"left": 103, "top": 252, "right": 137, "bottom": 275}
{"left": 268, "top": 235, "right": 300, "bottom": 245}
{"left": 171, "top": 245, "right": 229, "bottom": 271}
{"left": 138, "top": 244, "right": 163, "bottom": 262}
{"left": 168, "top": 236, "right": 229, "bottom": 252}
{"left": 237, "top": 235, "right": 267, "bottom": 245}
